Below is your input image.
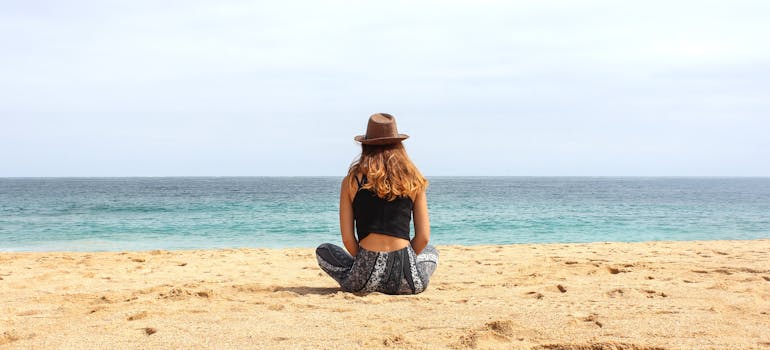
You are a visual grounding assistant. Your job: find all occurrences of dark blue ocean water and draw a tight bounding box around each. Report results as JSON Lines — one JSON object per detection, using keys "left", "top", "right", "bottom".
{"left": 1, "top": 177, "right": 768, "bottom": 251}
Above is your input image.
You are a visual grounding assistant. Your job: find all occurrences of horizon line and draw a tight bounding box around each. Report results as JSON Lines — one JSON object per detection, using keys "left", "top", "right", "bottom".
{"left": 2, "top": 175, "right": 770, "bottom": 179}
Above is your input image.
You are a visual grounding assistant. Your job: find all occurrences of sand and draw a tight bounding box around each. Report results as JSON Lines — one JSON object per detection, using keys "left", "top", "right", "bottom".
{"left": 1, "top": 240, "right": 769, "bottom": 349}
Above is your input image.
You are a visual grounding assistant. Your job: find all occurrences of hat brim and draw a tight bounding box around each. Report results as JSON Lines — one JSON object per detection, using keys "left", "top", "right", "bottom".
{"left": 354, "top": 134, "right": 409, "bottom": 145}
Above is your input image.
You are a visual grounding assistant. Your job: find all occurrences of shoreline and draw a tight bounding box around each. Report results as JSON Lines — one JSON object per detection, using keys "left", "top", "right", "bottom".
{"left": 3, "top": 237, "right": 769, "bottom": 254}
{"left": 2, "top": 239, "right": 769, "bottom": 349}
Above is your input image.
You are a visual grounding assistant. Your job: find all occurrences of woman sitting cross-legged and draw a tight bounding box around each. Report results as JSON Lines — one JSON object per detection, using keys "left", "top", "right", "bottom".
{"left": 316, "top": 113, "right": 439, "bottom": 295}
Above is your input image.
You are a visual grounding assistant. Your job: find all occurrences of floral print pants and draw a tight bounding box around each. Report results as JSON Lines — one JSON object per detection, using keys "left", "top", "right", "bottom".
{"left": 315, "top": 243, "right": 439, "bottom": 295}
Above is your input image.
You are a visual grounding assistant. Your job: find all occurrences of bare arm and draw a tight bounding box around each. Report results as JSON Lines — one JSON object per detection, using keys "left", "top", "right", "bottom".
{"left": 339, "top": 177, "right": 359, "bottom": 256}
{"left": 411, "top": 190, "right": 430, "bottom": 255}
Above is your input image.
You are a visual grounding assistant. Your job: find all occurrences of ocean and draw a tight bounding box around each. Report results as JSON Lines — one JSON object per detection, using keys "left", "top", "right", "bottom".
{"left": 1, "top": 177, "right": 768, "bottom": 252}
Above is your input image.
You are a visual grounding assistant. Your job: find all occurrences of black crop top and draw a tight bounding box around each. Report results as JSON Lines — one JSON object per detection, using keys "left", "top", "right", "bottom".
{"left": 352, "top": 175, "right": 413, "bottom": 242}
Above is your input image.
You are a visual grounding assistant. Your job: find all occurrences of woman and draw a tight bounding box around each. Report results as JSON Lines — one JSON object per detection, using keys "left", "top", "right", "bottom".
{"left": 316, "top": 113, "right": 439, "bottom": 295}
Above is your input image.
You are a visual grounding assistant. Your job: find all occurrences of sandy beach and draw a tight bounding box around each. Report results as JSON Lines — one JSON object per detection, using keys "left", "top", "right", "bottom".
{"left": 1, "top": 240, "right": 769, "bottom": 349}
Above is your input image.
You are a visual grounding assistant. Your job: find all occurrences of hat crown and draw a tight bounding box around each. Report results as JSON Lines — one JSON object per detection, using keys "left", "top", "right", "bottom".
{"left": 365, "top": 113, "right": 399, "bottom": 139}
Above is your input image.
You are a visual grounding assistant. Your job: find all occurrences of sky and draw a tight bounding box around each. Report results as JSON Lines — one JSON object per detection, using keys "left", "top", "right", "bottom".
{"left": 1, "top": 0, "right": 769, "bottom": 176}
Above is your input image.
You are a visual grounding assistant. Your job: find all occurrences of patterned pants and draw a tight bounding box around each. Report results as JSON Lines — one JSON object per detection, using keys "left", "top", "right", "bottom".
{"left": 315, "top": 243, "right": 439, "bottom": 295}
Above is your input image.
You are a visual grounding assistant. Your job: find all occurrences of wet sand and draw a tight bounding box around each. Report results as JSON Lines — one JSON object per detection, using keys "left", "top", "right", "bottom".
{"left": 1, "top": 240, "right": 769, "bottom": 349}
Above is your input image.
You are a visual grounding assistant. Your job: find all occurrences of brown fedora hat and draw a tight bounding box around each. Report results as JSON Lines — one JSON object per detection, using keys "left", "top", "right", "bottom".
{"left": 354, "top": 113, "right": 409, "bottom": 145}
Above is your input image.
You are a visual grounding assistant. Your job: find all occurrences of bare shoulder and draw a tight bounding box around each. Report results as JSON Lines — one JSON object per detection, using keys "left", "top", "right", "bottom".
{"left": 412, "top": 189, "right": 427, "bottom": 203}
{"left": 340, "top": 175, "right": 355, "bottom": 202}
{"left": 340, "top": 175, "right": 350, "bottom": 192}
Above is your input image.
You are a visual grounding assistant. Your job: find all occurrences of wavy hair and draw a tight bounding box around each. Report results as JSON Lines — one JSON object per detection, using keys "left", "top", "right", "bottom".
{"left": 347, "top": 143, "right": 428, "bottom": 201}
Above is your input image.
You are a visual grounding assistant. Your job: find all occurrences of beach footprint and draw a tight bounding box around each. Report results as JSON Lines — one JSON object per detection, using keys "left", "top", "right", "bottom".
{"left": 570, "top": 312, "right": 603, "bottom": 328}
{"left": 456, "top": 320, "right": 520, "bottom": 349}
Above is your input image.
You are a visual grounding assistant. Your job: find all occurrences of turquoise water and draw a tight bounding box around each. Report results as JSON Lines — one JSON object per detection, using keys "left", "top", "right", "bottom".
{"left": 1, "top": 177, "right": 768, "bottom": 251}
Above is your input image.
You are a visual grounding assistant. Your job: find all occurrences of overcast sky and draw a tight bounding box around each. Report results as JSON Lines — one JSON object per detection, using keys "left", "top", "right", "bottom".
{"left": 1, "top": 0, "right": 768, "bottom": 176}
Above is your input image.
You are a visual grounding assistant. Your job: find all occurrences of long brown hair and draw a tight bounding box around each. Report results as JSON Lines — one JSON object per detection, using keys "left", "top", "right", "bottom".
{"left": 347, "top": 143, "right": 428, "bottom": 201}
